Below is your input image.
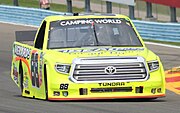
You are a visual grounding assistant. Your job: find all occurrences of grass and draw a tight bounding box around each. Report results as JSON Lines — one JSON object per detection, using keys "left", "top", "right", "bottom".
{"left": 144, "top": 39, "right": 180, "bottom": 46}
{"left": 0, "top": 0, "right": 84, "bottom": 12}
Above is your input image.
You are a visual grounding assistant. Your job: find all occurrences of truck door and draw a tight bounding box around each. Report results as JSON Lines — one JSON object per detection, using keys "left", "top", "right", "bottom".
{"left": 30, "top": 21, "right": 46, "bottom": 90}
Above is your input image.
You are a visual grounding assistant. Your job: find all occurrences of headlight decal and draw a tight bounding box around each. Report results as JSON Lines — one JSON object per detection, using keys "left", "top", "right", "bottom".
{"left": 148, "top": 60, "right": 159, "bottom": 72}
{"left": 55, "top": 63, "right": 71, "bottom": 74}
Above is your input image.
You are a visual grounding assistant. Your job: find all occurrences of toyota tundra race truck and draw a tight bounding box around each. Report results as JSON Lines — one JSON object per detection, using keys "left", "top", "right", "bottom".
{"left": 11, "top": 14, "right": 165, "bottom": 100}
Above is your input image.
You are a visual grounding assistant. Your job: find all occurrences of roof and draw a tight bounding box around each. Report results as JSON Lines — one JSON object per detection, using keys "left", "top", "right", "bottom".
{"left": 44, "top": 13, "right": 130, "bottom": 22}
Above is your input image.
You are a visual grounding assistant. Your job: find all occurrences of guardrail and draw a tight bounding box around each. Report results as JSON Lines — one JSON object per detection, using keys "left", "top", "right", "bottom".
{"left": 0, "top": 5, "right": 180, "bottom": 42}
{"left": 133, "top": 20, "right": 180, "bottom": 42}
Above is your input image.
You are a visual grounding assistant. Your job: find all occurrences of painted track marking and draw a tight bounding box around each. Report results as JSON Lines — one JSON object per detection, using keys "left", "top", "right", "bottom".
{"left": 165, "top": 67, "right": 180, "bottom": 95}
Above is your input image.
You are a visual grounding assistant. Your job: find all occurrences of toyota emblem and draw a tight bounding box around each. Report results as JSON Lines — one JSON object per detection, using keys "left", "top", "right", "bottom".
{"left": 105, "top": 66, "right": 116, "bottom": 75}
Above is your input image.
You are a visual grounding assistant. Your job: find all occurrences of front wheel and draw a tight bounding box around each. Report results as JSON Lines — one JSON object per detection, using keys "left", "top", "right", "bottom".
{"left": 19, "top": 62, "right": 24, "bottom": 94}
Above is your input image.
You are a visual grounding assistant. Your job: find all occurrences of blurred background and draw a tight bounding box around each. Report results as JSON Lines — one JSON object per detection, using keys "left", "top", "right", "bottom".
{"left": 0, "top": 0, "right": 180, "bottom": 22}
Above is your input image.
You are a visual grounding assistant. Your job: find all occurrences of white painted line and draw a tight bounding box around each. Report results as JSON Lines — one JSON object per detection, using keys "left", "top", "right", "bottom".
{"left": 145, "top": 42, "right": 180, "bottom": 49}
{"left": 0, "top": 21, "right": 38, "bottom": 28}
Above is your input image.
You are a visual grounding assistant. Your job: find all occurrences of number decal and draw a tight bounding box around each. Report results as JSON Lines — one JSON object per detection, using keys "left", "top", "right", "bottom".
{"left": 60, "top": 84, "right": 69, "bottom": 90}
{"left": 31, "top": 51, "right": 44, "bottom": 88}
{"left": 31, "top": 51, "right": 39, "bottom": 88}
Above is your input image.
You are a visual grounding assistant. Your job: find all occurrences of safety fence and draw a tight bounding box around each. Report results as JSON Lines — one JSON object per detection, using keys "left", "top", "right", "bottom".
{"left": 0, "top": 5, "right": 180, "bottom": 42}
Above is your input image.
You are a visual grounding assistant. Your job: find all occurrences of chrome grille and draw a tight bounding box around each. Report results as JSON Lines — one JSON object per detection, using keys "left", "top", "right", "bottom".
{"left": 70, "top": 57, "right": 149, "bottom": 83}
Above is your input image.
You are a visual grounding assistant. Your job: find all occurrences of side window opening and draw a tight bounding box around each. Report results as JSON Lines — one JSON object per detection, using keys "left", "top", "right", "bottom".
{"left": 35, "top": 21, "right": 46, "bottom": 49}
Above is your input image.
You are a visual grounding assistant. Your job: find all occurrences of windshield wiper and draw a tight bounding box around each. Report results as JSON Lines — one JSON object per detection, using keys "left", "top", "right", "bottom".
{"left": 92, "top": 22, "right": 99, "bottom": 45}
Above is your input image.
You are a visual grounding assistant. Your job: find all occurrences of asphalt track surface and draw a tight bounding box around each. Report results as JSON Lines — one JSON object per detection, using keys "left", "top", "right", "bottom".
{"left": 0, "top": 23, "right": 180, "bottom": 113}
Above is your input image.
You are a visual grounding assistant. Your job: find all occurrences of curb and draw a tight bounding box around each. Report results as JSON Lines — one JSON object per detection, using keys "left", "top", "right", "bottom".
{"left": 165, "top": 67, "right": 180, "bottom": 95}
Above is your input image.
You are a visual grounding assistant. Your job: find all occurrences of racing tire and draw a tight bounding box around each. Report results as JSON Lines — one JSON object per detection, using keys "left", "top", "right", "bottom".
{"left": 19, "top": 61, "right": 24, "bottom": 94}
{"left": 44, "top": 65, "right": 48, "bottom": 100}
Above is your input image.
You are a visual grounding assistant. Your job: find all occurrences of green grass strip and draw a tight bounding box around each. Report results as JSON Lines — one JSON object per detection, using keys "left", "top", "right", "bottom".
{"left": 0, "top": 0, "right": 84, "bottom": 12}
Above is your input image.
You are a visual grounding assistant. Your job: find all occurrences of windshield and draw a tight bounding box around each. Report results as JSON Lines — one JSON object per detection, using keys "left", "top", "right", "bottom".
{"left": 48, "top": 18, "right": 142, "bottom": 49}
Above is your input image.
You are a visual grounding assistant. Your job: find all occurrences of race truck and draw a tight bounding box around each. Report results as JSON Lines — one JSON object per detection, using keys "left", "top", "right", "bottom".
{"left": 11, "top": 14, "right": 166, "bottom": 100}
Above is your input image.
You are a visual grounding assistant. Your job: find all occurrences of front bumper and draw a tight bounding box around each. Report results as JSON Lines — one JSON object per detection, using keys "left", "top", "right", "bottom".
{"left": 48, "top": 94, "right": 165, "bottom": 101}
{"left": 47, "top": 80, "right": 165, "bottom": 100}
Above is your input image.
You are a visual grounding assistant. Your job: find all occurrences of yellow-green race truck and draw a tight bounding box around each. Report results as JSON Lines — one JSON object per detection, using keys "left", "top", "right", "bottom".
{"left": 11, "top": 14, "right": 166, "bottom": 100}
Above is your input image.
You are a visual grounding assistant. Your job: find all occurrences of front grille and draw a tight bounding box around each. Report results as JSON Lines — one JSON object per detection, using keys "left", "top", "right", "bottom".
{"left": 70, "top": 57, "right": 149, "bottom": 83}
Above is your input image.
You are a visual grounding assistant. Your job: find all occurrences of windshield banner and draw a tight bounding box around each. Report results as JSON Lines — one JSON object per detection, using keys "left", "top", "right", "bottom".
{"left": 59, "top": 18, "right": 122, "bottom": 26}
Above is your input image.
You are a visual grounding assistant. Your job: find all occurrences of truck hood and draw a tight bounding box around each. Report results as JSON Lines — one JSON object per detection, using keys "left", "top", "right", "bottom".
{"left": 44, "top": 47, "right": 158, "bottom": 63}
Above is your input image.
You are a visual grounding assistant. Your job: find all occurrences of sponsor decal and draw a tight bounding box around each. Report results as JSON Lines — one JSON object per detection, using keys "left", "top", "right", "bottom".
{"left": 13, "top": 63, "right": 18, "bottom": 84}
{"left": 23, "top": 73, "right": 29, "bottom": 88}
{"left": 60, "top": 18, "right": 122, "bottom": 26}
{"left": 39, "top": 52, "right": 44, "bottom": 87}
{"left": 14, "top": 45, "right": 31, "bottom": 59}
{"left": 15, "top": 57, "right": 31, "bottom": 80}
{"left": 59, "top": 47, "right": 144, "bottom": 53}
{"left": 99, "top": 82, "right": 125, "bottom": 87}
